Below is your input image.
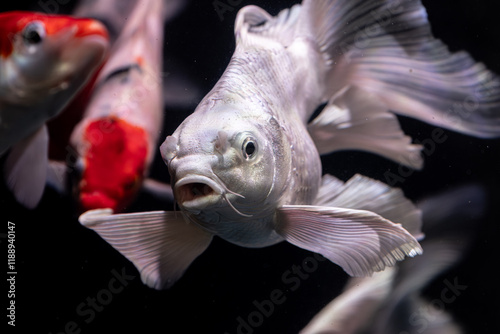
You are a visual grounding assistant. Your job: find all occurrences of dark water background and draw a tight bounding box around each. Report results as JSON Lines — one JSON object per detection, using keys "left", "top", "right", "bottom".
{"left": 1, "top": 0, "right": 500, "bottom": 333}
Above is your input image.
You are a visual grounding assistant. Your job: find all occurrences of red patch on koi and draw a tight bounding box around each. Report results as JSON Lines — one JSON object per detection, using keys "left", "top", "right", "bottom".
{"left": 80, "top": 117, "right": 148, "bottom": 212}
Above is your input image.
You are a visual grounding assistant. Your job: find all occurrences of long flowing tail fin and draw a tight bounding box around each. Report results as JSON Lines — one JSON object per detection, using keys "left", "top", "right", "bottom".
{"left": 302, "top": 0, "right": 500, "bottom": 138}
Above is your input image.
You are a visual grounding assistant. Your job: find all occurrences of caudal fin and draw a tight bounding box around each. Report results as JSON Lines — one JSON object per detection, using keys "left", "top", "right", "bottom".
{"left": 302, "top": 0, "right": 500, "bottom": 138}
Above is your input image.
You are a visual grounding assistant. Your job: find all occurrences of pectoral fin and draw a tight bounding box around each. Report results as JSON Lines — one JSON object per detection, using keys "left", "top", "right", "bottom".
{"left": 3, "top": 125, "right": 48, "bottom": 209}
{"left": 276, "top": 205, "right": 422, "bottom": 277}
{"left": 315, "top": 174, "right": 423, "bottom": 239}
{"left": 79, "top": 209, "right": 213, "bottom": 289}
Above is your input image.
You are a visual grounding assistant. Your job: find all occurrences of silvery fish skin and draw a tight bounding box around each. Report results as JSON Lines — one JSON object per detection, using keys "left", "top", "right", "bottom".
{"left": 80, "top": 0, "right": 500, "bottom": 289}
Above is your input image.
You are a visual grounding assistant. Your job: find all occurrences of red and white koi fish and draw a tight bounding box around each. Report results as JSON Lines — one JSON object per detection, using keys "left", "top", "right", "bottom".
{"left": 0, "top": 11, "right": 109, "bottom": 208}
{"left": 70, "top": 0, "right": 169, "bottom": 212}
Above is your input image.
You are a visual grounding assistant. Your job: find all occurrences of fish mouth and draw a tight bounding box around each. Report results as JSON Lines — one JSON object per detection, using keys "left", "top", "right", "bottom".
{"left": 174, "top": 176, "right": 224, "bottom": 211}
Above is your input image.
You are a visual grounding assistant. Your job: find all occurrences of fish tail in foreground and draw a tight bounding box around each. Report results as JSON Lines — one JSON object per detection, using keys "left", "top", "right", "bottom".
{"left": 302, "top": 0, "right": 500, "bottom": 169}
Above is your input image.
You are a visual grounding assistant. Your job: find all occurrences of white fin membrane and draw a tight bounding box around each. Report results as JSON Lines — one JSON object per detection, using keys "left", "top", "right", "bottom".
{"left": 300, "top": 0, "right": 500, "bottom": 138}
{"left": 276, "top": 205, "right": 422, "bottom": 277}
{"left": 79, "top": 209, "right": 213, "bottom": 289}
{"left": 315, "top": 173, "right": 423, "bottom": 239}
{"left": 308, "top": 86, "right": 424, "bottom": 169}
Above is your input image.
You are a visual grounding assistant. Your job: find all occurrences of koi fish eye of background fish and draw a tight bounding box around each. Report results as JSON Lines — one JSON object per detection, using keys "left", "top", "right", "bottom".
{"left": 79, "top": 117, "right": 148, "bottom": 212}
{"left": 21, "top": 21, "right": 44, "bottom": 44}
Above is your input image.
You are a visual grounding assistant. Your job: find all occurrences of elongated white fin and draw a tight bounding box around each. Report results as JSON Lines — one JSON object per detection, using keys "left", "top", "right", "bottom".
{"left": 79, "top": 209, "right": 213, "bottom": 289}
{"left": 315, "top": 174, "right": 423, "bottom": 239}
{"left": 300, "top": 0, "right": 500, "bottom": 137}
{"left": 275, "top": 205, "right": 422, "bottom": 277}
{"left": 3, "top": 126, "right": 48, "bottom": 209}
{"left": 308, "top": 86, "right": 423, "bottom": 168}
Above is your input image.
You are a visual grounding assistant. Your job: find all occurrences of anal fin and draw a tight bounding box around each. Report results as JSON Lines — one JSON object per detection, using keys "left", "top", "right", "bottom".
{"left": 79, "top": 209, "right": 213, "bottom": 289}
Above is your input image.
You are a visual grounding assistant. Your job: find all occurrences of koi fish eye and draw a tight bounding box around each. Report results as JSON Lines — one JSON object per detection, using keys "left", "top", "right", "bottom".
{"left": 22, "top": 22, "right": 45, "bottom": 45}
{"left": 242, "top": 137, "right": 258, "bottom": 160}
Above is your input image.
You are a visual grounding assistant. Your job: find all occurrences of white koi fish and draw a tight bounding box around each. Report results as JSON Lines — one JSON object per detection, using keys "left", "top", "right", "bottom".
{"left": 79, "top": 0, "right": 500, "bottom": 289}
{"left": 0, "top": 11, "right": 109, "bottom": 208}
{"left": 69, "top": 0, "right": 170, "bottom": 212}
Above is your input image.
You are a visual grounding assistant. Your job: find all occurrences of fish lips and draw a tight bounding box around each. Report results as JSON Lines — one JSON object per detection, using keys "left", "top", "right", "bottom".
{"left": 174, "top": 175, "right": 225, "bottom": 213}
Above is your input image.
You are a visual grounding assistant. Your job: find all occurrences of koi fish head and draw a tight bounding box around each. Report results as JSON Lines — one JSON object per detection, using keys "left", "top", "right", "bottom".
{"left": 0, "top": 11, "right": 108, "bottom": 105}
{"left": 79, "top": 117, "right": 149, "bottom": 212}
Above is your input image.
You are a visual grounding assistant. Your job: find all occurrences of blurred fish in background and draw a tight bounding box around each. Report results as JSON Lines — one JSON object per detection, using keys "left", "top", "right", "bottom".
{"left": 67, "top": 0, "right": 185, "bottom": 212}
{"left": 0, "top": 10, "right": 109, "bottom": 208}
{"left": 73, "top": 0, "right": 142, "bottom": 45}
{"left": 46, "top": 0, "right": 140, "bottom": 161}
{"left": 301, "top": 184, "right": 486, "bottom": 334}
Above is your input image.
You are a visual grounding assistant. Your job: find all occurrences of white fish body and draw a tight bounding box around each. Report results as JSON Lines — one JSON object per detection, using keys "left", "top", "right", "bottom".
{"left": 80, "top": 0, "right": 500, "bottom": 289}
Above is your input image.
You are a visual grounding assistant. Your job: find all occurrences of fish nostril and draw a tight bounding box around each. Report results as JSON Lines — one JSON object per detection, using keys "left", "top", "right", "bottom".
{"left": 160, "top": 135, "right": 178, "bottom": 162}
{"left": 214, "top": 130, "right": 229, "bottom": 154}
{"left": 177, "top": 183, "right": 215, "bottom": 203}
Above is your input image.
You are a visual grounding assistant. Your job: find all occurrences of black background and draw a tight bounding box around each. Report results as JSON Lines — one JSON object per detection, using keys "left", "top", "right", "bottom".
{"left": 1, "top": 0, "right": 500, "bottom": 333}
